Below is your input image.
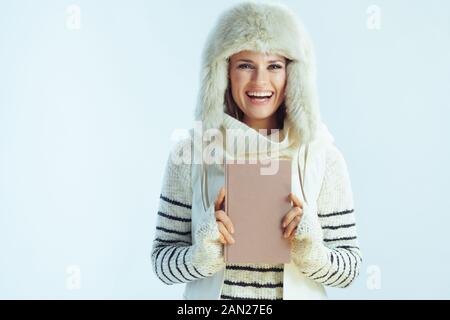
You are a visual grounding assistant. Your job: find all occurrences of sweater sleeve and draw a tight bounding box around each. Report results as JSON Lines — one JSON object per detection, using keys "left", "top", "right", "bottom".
{"left": 291, "top": 144, "right": 362, "bottom": 288}
{"left": 150, "top": 137, "right": 225, "bottom": 285}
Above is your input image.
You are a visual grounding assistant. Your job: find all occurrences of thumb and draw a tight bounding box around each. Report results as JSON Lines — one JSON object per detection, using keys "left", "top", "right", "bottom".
{"left": 214, "top": 186, "right": 226, "bottom": 211}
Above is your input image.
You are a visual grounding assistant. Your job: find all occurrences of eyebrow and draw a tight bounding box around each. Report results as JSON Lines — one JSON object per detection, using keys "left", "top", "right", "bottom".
{"left": 236, "top": 59, "right": 285, "bottom": 64}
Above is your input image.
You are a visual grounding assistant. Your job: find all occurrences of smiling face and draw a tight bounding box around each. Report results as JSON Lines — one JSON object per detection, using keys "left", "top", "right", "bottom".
{"left": 228, "top": 50, "right": 287, "bottom": 130}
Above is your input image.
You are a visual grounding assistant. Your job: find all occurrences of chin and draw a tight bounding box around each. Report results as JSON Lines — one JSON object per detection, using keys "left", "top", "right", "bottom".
{"left": 243, "top": 105, "right": 277, "bottom": 119}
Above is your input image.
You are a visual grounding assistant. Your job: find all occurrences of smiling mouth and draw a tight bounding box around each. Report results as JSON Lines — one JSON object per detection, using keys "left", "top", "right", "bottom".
{"left": 245, "top": 91, "right": 274, "bottom": 99}
{"left": 245, "top": 91, "right": 274, "bottom": 105}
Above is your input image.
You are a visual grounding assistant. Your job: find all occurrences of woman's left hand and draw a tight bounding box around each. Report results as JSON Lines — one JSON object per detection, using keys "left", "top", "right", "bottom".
{"left": 282, "top": 192, "right": 304, "bottom": 241}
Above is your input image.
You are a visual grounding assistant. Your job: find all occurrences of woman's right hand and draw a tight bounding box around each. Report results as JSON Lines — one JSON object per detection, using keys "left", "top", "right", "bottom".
{"left": 214, "top": 186, "right": 235, "bottom": 245}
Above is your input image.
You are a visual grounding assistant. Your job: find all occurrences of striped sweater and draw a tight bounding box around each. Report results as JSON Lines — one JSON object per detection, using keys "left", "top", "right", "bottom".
{"left": 151, "top": 135, "right": 362, "bottom": 299}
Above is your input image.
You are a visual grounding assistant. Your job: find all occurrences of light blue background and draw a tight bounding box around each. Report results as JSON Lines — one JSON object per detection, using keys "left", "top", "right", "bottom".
{"left": 1, "top": 0, "right": 449, "bottom": 299}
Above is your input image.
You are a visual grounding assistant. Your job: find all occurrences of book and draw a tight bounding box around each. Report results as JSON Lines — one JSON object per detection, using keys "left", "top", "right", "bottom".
{"left": 224, "top": 159, "right": 292, "bottom": 264}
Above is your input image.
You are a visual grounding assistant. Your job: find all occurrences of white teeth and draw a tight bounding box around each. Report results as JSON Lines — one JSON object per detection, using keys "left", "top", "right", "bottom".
{"left": 247, "top": 91, "right": 273, "bottom": 97}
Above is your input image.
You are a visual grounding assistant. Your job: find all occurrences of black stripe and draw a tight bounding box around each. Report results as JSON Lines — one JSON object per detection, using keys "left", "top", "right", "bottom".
{"left": 157, "top": 226, "right": 190, "bottom": 236}
{"left": 308, "top": 252, "right": 334, "bottom": 280}
{"left": 223, "top": 280, "right": 283, "bottom": 289}
{"left": 175, "top": 248, "right": 190, "bottom": 282}
{"left": 342, "top": 246, "right": 363, "bottom": 262}
{"left": 158, "top": 211, "right": 191, "bottom": 222}
{"left": 160, "top": 194, "right": 192, "bottom": 209}
{"left": 324, "top": 251, "right": 343, "bottom": 284}
{"left": 322, "top": 251, "right": 342, "bottom": 283}
{"left": 192, "top": 265, "right": 207, "bottom": 278}
{"left": 226, "top": 265, "right": 283, "bottom": 273}
{"left": 335, "top": 245, "right": 360, "bottom": 250}
{"left": 324, "top": 236, "right": 357, "bottom": 242}
{"left": 160, "top": 246, "right": 176, "bottom": 284}
{"left": 334, "top": 250, "right": 354, "bottom": 287}
{"left": 153, "top": 247, "right": 172, "bottom": 285}
{"left": 318, "top": 209, "right": 354, "bottom": 218}
{"left": 155, "top": 238, "right": 191, "bottom": 245}
{"left": 221, "top": 294, "right": 282, "bottom": 300}
{"left": 349, "top": 251, "right": 362, "bottom": 288}
{"left": 307, "top": 264, "right": 327, "bottom": 279}
{"left": 313, "top": 267, "right": 331, "bottom": 282}
{"left": 182, "top": 247, "right": 199, "bottom": 280}
{"left": 153, "top": 243, "right": 165, "bottom": 250}
{"left": 312, "top": 251, "right": 337, "bottom": 281}
{"left": 334, "top": 246, "right": 362, "bottom": 262}
{"left": 153, "top": 246, "right": 164, "bottom": 281}
{"left": 334, "top": 247, "right": 362, "bottom": 285}
{"left": 345, "top": 248, "right": 361, "bottom": 262}
{"left": 166, "top": 247, "right": 183, "bottom": 283}
{"left": 322, "top": 223, "right": 355, "bottom": 230}
{"left": 350, "top": 249, "right": 362, "bottom": 283}
{"left": 306, "top": 251, "right": 331, "bottom": 278}
{"left": 185, "top": 246, "right": 207, "bottom": 278}
{"left": 329, "top": 250, "right": 351, "bottom": 287}
{"left": 343, "top": 250, "right": 358, "bottom": 288}
{"left": 308, "top": 251, "right": 333, "bottom": 278}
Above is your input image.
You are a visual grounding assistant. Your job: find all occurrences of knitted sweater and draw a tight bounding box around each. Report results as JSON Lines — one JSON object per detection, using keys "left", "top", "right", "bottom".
{"left": 151, "top": 116, "right": 362, "bottom": 300}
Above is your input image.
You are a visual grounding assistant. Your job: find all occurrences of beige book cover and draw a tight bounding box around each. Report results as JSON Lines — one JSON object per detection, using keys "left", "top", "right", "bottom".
{"left": 224, "top": 160, "right": 292, "bottom": 264}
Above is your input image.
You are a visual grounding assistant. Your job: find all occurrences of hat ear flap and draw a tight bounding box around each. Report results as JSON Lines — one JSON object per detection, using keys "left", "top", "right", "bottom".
{"left": 285, "top": 59, "right": 320, "bottom": 144}
{"left": 195, "top": 59, "right": 228, "bottom": 131}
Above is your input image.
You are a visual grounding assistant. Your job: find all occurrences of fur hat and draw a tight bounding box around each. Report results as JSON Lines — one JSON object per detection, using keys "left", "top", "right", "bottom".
{"left": 194, "top": 0, "right": 323, "bottom": 144}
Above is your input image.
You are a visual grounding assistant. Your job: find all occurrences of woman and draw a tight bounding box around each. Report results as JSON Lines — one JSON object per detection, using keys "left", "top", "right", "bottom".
{"left": 151, "top": 1, "right": 362, "bottom": 300}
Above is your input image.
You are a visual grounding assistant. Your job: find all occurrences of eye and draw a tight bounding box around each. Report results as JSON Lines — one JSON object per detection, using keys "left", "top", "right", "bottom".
{"left": 268, "top": 64, "right": 283, "bottom": 70}
{"left": 237, "top": 63, "right": 253, "bottom": 69}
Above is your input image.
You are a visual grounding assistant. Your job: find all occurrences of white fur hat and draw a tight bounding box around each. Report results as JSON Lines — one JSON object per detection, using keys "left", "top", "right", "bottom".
{"left": 194, "top": 0, "right": 323, "bottom": 144}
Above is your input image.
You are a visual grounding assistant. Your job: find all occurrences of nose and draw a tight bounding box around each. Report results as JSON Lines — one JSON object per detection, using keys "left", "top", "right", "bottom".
{"left": 252, "top": 66, "right": 270, "bottom": 85}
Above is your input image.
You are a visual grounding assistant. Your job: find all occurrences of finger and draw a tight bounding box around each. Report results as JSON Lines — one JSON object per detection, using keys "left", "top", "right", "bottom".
{"left": 218, "top": 222, "right": 235, "bottom": 244}
{"left": 288, "top": 231, "right": 296, "bottom": 241}
{"left": 218, "top": 233, "right": 226, "bottom": 244}
{"left": 215, "top": 187, "right": 226, "bottom": 211}
{"left": 284, "top": 216, "right": 301, "bottom": 238}
{"left": 288, "top": 192, "right": 303, "bottom": 209}
{"left": 215, "top": 210, "right": 234, "bottom": 234}
{"left": 282, "top": 206, "right": 303, "bottom": 228}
